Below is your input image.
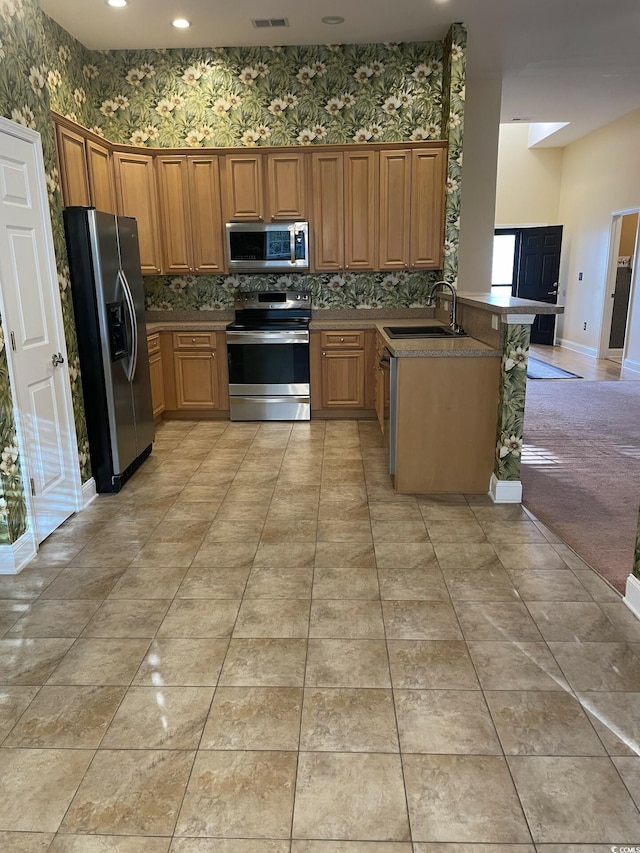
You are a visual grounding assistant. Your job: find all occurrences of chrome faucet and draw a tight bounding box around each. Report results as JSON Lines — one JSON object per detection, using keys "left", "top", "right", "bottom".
{"left": 428, "top": 280, "right": 461, "bottom": 333}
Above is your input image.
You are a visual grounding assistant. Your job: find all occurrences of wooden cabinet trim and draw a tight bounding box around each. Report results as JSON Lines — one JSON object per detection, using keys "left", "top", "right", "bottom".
{"left": 86, "top": 139, "right": 117, "bottom": 214}
{"left": 113, "top": 151, "right": 162, "bottom": 274}
{"left": 173, "top": 351, "right": 220, "bottom": 409}
{"left": 266, "top": 152, "right": 307, "bottom": 220}
{"left": 172, "top": 331, "right": 217, "bottom": 350}
{"left": 320, "top": 330, "right": 365, "bottom": 349}
{"left": 224, "top": 154, "right": 265, "bottom": 221}
{"left": 344, "top": 150, "right": 377, "bottom": 271}
{"left": 55, "top": 123, "right": 91, "bottom": 208}
{"left": 156, "top": 155, "right": 193, "bottom": 274}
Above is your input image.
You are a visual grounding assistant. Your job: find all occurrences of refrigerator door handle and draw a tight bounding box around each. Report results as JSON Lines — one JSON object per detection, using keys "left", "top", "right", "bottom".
{"left": 118, "top": 269, "right": 138, "bottom": 383}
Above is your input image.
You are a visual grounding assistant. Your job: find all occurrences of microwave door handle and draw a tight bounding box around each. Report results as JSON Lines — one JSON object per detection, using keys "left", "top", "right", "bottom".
{"left": 290, "top": 225, "right": 296, "bottom": 265}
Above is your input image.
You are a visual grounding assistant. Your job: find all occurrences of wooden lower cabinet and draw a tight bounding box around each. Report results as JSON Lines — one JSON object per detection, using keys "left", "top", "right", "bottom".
{"left": 147, "top": 333, "right": 165, "bottom": 421}
{"left": 392, "top": 355, "right": 500, "bottom": 493}
{"left": 160, "top": 331, "right": 229, "bottom": 418}
{"left": 310, "top": 330, "right": 376, "bottom": 417}
{"left": 374, "top": 332, "right": 388, "bottom": 432}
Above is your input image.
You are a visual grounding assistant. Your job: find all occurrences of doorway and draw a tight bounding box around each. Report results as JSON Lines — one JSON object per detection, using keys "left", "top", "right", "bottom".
{"left": 599, "top": 210, "right": 639, "bottom": 363}
{"left": 0, "top": 117, "right": 83, "bottom": 572}
{"left": 493, "top": 226, "right": 563, "bottom": 345}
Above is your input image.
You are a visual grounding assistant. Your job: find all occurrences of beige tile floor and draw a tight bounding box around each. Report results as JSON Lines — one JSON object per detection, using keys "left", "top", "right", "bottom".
{"left": 1, "top": 418, "right": 640, "bottom": 849}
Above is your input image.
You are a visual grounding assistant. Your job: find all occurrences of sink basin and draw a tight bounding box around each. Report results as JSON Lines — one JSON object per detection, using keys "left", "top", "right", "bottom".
{"left": 383, "top": 325, "right": 468, "bottom": 339}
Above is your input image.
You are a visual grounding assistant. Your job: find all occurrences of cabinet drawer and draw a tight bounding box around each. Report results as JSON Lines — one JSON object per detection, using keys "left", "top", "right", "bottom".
{"left": 147, "top": 332, "right": 160, "bottom": 355}
{"left": 173, "top": 331, "right": 216, "bottom": 350}
{"left": 320, "top": 330, "right": 364, "bottom": 349}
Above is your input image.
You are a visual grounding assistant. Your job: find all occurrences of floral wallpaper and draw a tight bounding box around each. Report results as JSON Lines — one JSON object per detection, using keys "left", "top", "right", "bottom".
{"left": 41, "top": 17, "right": 466, "bottom": 309}
{"left": 0, "top": 0, "right": 91, "bottom": 547}
{"left": 494, "top": 323, "right": 530, "bottom": 482}
{"left": 145, "top": 270, "right": 441, "bottom": 312}
{"left": 441, "top": 23, "right": 465, "bottom": 285}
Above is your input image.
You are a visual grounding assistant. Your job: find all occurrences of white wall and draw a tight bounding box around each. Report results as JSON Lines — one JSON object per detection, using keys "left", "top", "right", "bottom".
{"left": 457, "top": 77, "right": 502, "bottom": 293}
{"left": 495, "top": 125, "right": 564, "bottom": 226}
{"left": 556, "top": 108, "right": 640, "bottom": 359}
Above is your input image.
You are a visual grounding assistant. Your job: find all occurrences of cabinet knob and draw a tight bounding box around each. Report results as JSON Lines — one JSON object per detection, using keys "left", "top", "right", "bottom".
{"left": 191, "top": 338, "right": 196, "bottom": 343}
{"left": 322, "top": 351, "right": 326, "bottom": 356}
{"left": 258, "top": 216, "right": 263, "bottom": 222}
{"left": 340, "top": 337, "right": 345, "bottom": 342}
{"left": 212, "top": 352, "right": 215, "bottom": 357}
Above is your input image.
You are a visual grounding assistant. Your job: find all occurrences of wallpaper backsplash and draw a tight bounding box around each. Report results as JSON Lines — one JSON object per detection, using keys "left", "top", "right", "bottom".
{"left": 42, "top": 16, "right": 467, "bottom": 309}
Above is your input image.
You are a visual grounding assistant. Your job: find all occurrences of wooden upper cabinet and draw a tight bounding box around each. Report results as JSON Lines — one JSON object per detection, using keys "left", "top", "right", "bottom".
{"left": 266, "top": 153, "right": 307, "bottom": 220}
{"left": 113, "top": 151, "right": 162, "bottom": 275}
{"left": 55, "top": 123, "right": 90, "bottom": 208}
{"left": 311, "top": 152, "right": 344, "bottom": 272}
{"left": 187, "top": 156, "right": 225, "bottom": 273}
{"left": 410, "top": 147, "right": 446, "bottom": 269}
{"left": 224, "top": 154, "right": 264, "bottom": 221}
{"left": 156, "top": 156, "right": 192, "bottom": 274}
{"left": 86, "top": 140, "right": 116, "bottom": 214}
{"left": 157, "top": 155, "right": 226, "bottom": 275}
{"left": 344, "top": 150, "right": 377, "bottom": 271}
{"left": 379, "top": 149, "right": 411, "bottom": 270}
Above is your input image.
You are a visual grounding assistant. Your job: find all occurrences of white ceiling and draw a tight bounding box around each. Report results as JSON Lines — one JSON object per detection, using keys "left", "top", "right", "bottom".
{"left": 41, "top": 0, "right": 640, "bottom": 147}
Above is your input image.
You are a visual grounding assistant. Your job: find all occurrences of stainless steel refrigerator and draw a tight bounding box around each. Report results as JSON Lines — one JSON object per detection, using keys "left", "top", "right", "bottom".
{"left": 63, "top": 207, "right": 154, "bottom": 493}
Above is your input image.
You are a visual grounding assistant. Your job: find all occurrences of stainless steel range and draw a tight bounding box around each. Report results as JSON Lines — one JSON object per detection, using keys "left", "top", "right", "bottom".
{"left": 226, "top": 291, "right": 311, "bottom": 421}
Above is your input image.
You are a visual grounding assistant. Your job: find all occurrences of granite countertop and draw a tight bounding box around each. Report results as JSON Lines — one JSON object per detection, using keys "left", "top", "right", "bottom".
{"left": 146, "top": 313, "right": 499, "bottom": 358}
{"left": 372, "top": 320, "right": 498, "bottom": 358}
{"left": 457, "top": 292, "right": 565, "bottom": 315}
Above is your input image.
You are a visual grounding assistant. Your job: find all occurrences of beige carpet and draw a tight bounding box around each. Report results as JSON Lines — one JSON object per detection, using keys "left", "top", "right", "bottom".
{"left": 522, "top": 379, "right": 640, "bottom": 592}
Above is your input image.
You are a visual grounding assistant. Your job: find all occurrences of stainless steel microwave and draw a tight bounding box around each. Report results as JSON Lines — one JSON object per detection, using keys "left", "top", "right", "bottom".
{"left": 226, "top": 221, "right": 309, "bottom": 272}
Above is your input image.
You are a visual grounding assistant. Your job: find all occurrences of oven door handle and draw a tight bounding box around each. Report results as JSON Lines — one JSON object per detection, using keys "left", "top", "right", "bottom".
{"left": 226, "top": 330, "right": 310, "bottom": 344}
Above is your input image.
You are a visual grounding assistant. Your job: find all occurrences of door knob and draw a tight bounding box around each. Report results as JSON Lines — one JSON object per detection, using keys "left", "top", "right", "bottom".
{"left": 51, "top": 352, "right": 64, "bottom": 367}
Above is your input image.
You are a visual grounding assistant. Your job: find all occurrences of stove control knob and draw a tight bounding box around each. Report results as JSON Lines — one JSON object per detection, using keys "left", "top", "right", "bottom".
{"left": 296, "top": 294, "right": 301, "bottom": 300}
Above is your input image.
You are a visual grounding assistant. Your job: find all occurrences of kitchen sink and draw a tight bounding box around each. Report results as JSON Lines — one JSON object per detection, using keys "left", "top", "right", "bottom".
{"left": 383, "top": 325, "right": 468, "bottom": 338}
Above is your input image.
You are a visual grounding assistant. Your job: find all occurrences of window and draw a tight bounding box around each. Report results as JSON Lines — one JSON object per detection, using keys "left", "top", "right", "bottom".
{"left": 491, "top": 231, "right": 517, "bottom": 296}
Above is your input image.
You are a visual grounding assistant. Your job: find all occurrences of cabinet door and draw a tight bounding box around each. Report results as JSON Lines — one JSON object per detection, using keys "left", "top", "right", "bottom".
{"left": 113, "top": 152, "right": 162, "bottom": 274}
{"left": 86, "top": 140, "right": 116, "bottom": 214}
{"left": 321, "top": 349, "right": 365, "bottom": 408}
{"left": 311, "top": 152, "right": 344, "bottom": 272}
{"left": 379, "top": 149, "right": 411, "bottom": 270}
{"left": 156, "top": 155, "right": 193, "bottom": 274}
{"left": 55, "top": 123, "right": 90, "bottom": 207}
{"left": 147, "top": 334, "right": 165, "bottom": 419}
{"left": 188, "top": 156, "right": 226, "bottom": 273}
{"left": 174, "top": 351, "right": 220, "bottom": 409}
{"left": 344, "top": 151, "right": 377, "bottom": 271}
{"left": 266, "top": 153, "right": 307, "bottom": 220}
{"left": 410, "top": 147, "right": 446, "bottom": 269}
{"left": 224, "top": 154, "right": 264, "bottom": 220}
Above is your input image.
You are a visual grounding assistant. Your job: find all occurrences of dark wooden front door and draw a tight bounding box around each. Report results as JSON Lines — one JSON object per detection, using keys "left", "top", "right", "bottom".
{"left": 513, "top": 225, "right": 563, "bottom": 345}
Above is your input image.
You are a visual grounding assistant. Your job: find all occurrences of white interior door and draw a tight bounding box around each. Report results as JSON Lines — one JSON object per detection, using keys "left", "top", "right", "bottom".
{"left": 0, "top": 118, "right": 81, "bottom": 543}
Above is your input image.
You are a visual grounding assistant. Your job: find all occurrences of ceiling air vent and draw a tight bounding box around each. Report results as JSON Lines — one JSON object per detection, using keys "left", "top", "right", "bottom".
{"left": 252, "top": 18, "right": 289, "bottom": 28}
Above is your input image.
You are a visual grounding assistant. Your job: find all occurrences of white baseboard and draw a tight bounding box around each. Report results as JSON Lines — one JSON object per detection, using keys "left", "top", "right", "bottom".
{"left": 624, "top": 574, "right": 640, "bottom": 622}
{"left": 489, "top": 473, "right": 523, "bottom": 503}
{"left": 554, "top": 338, "right": 598, "bottom": 359}
{"left": 82, "top": 477, "right": 97, "bottom": 509}
{"left": 622, "top": 357, "right": 640, "bottom": 375}
{"left": 0, "top": 528, "right": 37, "bottom": 575}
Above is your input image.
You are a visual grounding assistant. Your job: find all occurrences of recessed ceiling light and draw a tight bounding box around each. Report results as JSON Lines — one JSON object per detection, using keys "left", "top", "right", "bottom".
{"left": 107, "top": 0, "right": 127, "bottom": 7}
{"left": 172, "top": 17, "right": 190, "bottom": 28}
{"left": 321, "top": 15, "right": 345, "bottom": 24}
